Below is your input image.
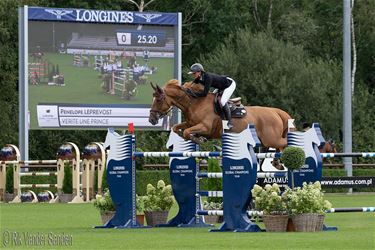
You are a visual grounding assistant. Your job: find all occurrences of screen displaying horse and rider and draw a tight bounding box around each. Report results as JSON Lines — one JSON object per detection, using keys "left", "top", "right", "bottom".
{"left": 26, "top": 7, "right": 180, "bottom": 129}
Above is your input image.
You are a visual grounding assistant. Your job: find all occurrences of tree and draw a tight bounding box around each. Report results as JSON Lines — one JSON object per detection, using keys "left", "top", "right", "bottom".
{"left": 201, "top": 30, "right": 343, "bottom": 139}
{"left": 0, "top": 0, "right": 20, "bottom": 147}
{"left": 123, "top": 0, "right": 156, "bottom": 12}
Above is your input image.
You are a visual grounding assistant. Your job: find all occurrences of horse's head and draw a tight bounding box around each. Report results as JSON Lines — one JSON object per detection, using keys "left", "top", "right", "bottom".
{"left": 327, "top": 139, "right": 337, "bottom": 153}
{"left": 149, "top": 82, "right": 172, "bottom": 125}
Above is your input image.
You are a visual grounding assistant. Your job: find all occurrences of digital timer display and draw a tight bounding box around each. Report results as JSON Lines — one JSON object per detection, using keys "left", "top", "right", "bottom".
{"left": 116, "top": 30, "right": 166, "bottom": 47}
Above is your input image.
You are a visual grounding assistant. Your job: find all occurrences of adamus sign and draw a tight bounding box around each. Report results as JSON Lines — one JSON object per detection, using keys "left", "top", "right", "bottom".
{"left": 29, "top": 7, "right": 177, "bottom": 25}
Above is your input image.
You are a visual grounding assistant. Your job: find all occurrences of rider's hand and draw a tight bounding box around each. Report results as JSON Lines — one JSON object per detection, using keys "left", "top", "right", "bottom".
{"left": 186, "top": 88, "right": 197, "bottom": 97}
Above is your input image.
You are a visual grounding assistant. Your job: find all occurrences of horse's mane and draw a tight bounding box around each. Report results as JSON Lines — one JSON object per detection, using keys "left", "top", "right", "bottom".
{"left": 164, "top": 79, "right": 203, "bottom": 93}
{"left": 182, "top": 81, "right": 204, "bottom": 92}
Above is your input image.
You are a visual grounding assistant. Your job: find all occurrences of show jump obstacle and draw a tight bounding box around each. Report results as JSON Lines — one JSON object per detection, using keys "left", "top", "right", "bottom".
{"left": 98, "top": 123, "right": 325, "bottom": 231}
{"left": 0, "top": 142, "right": 106, "bottom": 203}
{"left": 99, "top": 123, "right": 374, "bottom": 231}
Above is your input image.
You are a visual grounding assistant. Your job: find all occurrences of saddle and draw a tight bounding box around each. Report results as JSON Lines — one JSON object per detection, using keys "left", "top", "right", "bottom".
{"left": 214, "top": 92, "right": 247, "bottom": 119}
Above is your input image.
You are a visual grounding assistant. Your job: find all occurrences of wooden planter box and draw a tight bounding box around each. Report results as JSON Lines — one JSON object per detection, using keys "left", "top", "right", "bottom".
{"left": 144, "top": 211, "right": 169, "bottom": 227}
{"left": 263, "top": 214, "right": 289, "bottom": 232}
{"left": 291, "top": 213, "right": 325, "bottom": 232}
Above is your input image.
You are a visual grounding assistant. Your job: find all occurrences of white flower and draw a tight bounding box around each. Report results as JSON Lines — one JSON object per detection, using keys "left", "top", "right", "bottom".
{"left": 157, "top": 180, "right": 166, "bottom": 189}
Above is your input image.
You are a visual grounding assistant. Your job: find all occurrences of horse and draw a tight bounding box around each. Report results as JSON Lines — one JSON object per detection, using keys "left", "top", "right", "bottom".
{"left": 149, "top": 79, "right": 293, "bottom": 150}
{"left": 319, "top": 139, "right": 337, "bottom": 153}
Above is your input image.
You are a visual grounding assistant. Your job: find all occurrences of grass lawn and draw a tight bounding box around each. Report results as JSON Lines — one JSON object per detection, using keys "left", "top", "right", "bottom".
{"left": 0, "top": 193, "right": 374, "bottom": 249}
{"left": 28, "top": 53, "right": 174, "bottom": 128}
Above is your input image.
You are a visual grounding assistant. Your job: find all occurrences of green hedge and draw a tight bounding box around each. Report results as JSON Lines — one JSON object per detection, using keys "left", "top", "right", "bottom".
{"left": 6, "top": 166, "right": 13, "bottom": 193}
{"left": 136, "top": 170, "right": 170, "bottom": 195}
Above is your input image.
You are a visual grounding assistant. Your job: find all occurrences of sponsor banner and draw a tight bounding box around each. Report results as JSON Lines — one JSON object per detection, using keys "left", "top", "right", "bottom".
{"left": 256, "top": 175, "right": 289, "bottom": 190}
{"left": 256, "top": 175, "right": 374, "bottom": 188}
{"left": 37, "top": 105, "right": 59, "bottom": 127}
{"left": 28, "top": 7, "right": 178, "bottom": 25}
{"left": 321, "top": 176, "right": 375, "bottom": 188}
{"left": 37, "top": 104, "right": 165, "bottom": 128}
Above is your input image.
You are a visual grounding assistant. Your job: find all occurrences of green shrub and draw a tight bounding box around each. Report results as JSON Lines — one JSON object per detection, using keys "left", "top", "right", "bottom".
{"left": 101, "top": 168, "right": 108, "bottom": 191}
{"left": 62, "top": 165, "right": 72, "bottom": 194}
{"left": 6, "top": 165, "right": 13, "bottom": 193}
{"left": 136, "top": 170, "right": 170, "bottom": 195}
{"left": 252, "top": 183, "right": 286, "bottom": 214}
{"left": 282, "top": 182, "right": 332, "bottom": 215}
{"left": 143, "top": 180, "right": 174, "bottom": 211}
{"left": 281, "top": 147, "right": 305, "bottom": 188}
{"left": 280, "top": 147, "right": 306, "bottom": 170}
{"left": 93, "top": 167, "right": 98, "bottom": 193}
{"left": 93, "top": 189, "right": 115, "bottom": 213}
{"left": 207, "top": 158, "right": 222, "bottom": 204}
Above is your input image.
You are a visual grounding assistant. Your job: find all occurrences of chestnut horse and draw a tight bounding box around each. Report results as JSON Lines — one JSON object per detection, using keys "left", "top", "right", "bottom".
{"left": 319, "top": 139, "right": 337, "bottom": 153}
{"left": 149, "top": 79, "right": 292, "bottom": 150}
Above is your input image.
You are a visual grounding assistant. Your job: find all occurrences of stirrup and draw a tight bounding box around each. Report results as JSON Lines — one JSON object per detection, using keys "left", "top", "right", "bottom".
{"left": 223, "top": 120, "right": 233, "bottom": 132}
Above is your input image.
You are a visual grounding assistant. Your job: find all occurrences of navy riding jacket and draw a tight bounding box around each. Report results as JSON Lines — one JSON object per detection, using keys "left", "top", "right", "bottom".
{"left": 192, "top": 72, "right": 231, "bottom": 97}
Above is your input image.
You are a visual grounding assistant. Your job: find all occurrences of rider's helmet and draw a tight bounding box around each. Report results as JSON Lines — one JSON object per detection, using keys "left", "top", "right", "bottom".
{"left": 188, "top": 63, "right": 204, "bottom": 74}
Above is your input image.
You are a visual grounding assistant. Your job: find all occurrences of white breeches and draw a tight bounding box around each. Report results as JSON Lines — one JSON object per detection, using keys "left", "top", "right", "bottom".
{"left": 220, "top": 78, "right": 236, "bottom": 106}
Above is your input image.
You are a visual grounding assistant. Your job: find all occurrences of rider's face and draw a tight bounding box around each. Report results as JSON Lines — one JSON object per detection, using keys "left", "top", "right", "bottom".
{"left": 193, "top": 71, "right": 201, "bottom": 78}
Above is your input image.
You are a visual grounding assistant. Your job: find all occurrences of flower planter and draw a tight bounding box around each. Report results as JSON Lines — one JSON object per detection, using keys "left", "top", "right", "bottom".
{"left": 204, "top": 215, "right": 219, "bottom": 224}
{"left": 4, "top": 193, "right": 14, "bottom": 203}
{"left": 136, "top": 214, "right": 145, "bottom": 226}
{"left": 286, "top": 218, "right": 295, "bottom": 232}
{"left": 292, "top": 213, "right": 324, "bottom": 232}
{"left": 315, "top": 214, "right": 325, "bottom": 231}
{"left": 263, "top": 214, "right": 289, "bottom": 232}
{"left": 59, "top": 193, "right": 73, "bottom": 203}
{"left": 100, "top": 211, "right": 115, "bottom": 224}
{"left": 144, "top": 211, "right": 169, "bottom": 227}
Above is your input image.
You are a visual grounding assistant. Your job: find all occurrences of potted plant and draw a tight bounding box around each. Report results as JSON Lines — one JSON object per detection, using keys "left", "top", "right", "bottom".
{"left": 280, "top": 146, "right": 306, "bottom": 189}
{"left": 4, "top": 166, "right": 14, "bottom": 202}
{"left": 282, "top": 181, "right": 332, "bottom": 232}
{"left": 202, "top": 201, "right": 223, "bottom": 224}
{"left": 251, "top": 183, "right": 288, "bottom": 232}
{"left": 136, "top": 194, "right": 145, "bottom": 225}
{"left": 60, "top": 165, "right": 73, "bottom": 203}
{"left": 143, "top": 180, "right": 174, "bottom": 227}
{"left": 93, "top": 189, "right": 115, "bottom": 224}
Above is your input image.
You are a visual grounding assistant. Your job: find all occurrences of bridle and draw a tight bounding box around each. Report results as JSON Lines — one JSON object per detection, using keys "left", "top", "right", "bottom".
{"left": 150, "top": 85, "right": 192, "bottom": 118}
{"left": 150, "top": 90, "right": 173, "bottom": 118}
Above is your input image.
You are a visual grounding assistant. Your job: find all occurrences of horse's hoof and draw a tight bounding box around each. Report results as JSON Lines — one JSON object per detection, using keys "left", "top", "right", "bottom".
{"left": 271, "top": 160, "right": 285, "bottom": 170}
{"left": 198, "top": 136, "right": 207, "bottom": 143}
{"left": 189, "top": 135, "right": 206, "bottom": 144}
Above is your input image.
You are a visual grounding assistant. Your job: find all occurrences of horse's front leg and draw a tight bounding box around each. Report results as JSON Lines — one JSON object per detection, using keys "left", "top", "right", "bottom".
{"left": 172, "top": 122, "right": 189, "bottom": 138}
{"left": 182, "top": 124, "right": 209, "bottom": 144}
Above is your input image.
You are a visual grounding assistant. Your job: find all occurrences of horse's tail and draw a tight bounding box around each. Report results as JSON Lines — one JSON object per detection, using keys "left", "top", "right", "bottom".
{"left": 273, "top": 108, "right": 293, "bottom": 138}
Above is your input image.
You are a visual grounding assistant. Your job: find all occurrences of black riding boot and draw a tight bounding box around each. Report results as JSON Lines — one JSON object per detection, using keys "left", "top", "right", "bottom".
{"left": 222, "top": 103, "right": 233, "bottom": 129}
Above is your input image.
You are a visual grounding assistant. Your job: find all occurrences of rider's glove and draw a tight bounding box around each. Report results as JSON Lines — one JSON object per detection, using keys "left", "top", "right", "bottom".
{"left": 186, "top": 88, "right": 197, "bottom": 97}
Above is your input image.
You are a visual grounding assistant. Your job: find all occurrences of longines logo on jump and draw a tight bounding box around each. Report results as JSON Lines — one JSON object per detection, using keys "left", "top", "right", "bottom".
{"left": 44, "top": 9, "right": 73, "bottom": 19}
{"left": 135, "top": 13, "right": 162, "bottom": 22}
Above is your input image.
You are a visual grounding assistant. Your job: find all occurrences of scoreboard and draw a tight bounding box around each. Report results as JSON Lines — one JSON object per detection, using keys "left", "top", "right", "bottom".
{"left": 116, "top": 30, "right": 166, "bottom": 47}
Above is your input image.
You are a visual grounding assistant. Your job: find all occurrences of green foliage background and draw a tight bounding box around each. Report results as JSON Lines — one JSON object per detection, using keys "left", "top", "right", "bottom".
{"left": 0, "top": 0, "right": 374, "bottom": 161}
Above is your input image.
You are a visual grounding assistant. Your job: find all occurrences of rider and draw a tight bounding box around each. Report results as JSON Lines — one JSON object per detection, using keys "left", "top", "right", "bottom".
{"left": 187, "top": 63, "right": 236, "bottom": 129}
